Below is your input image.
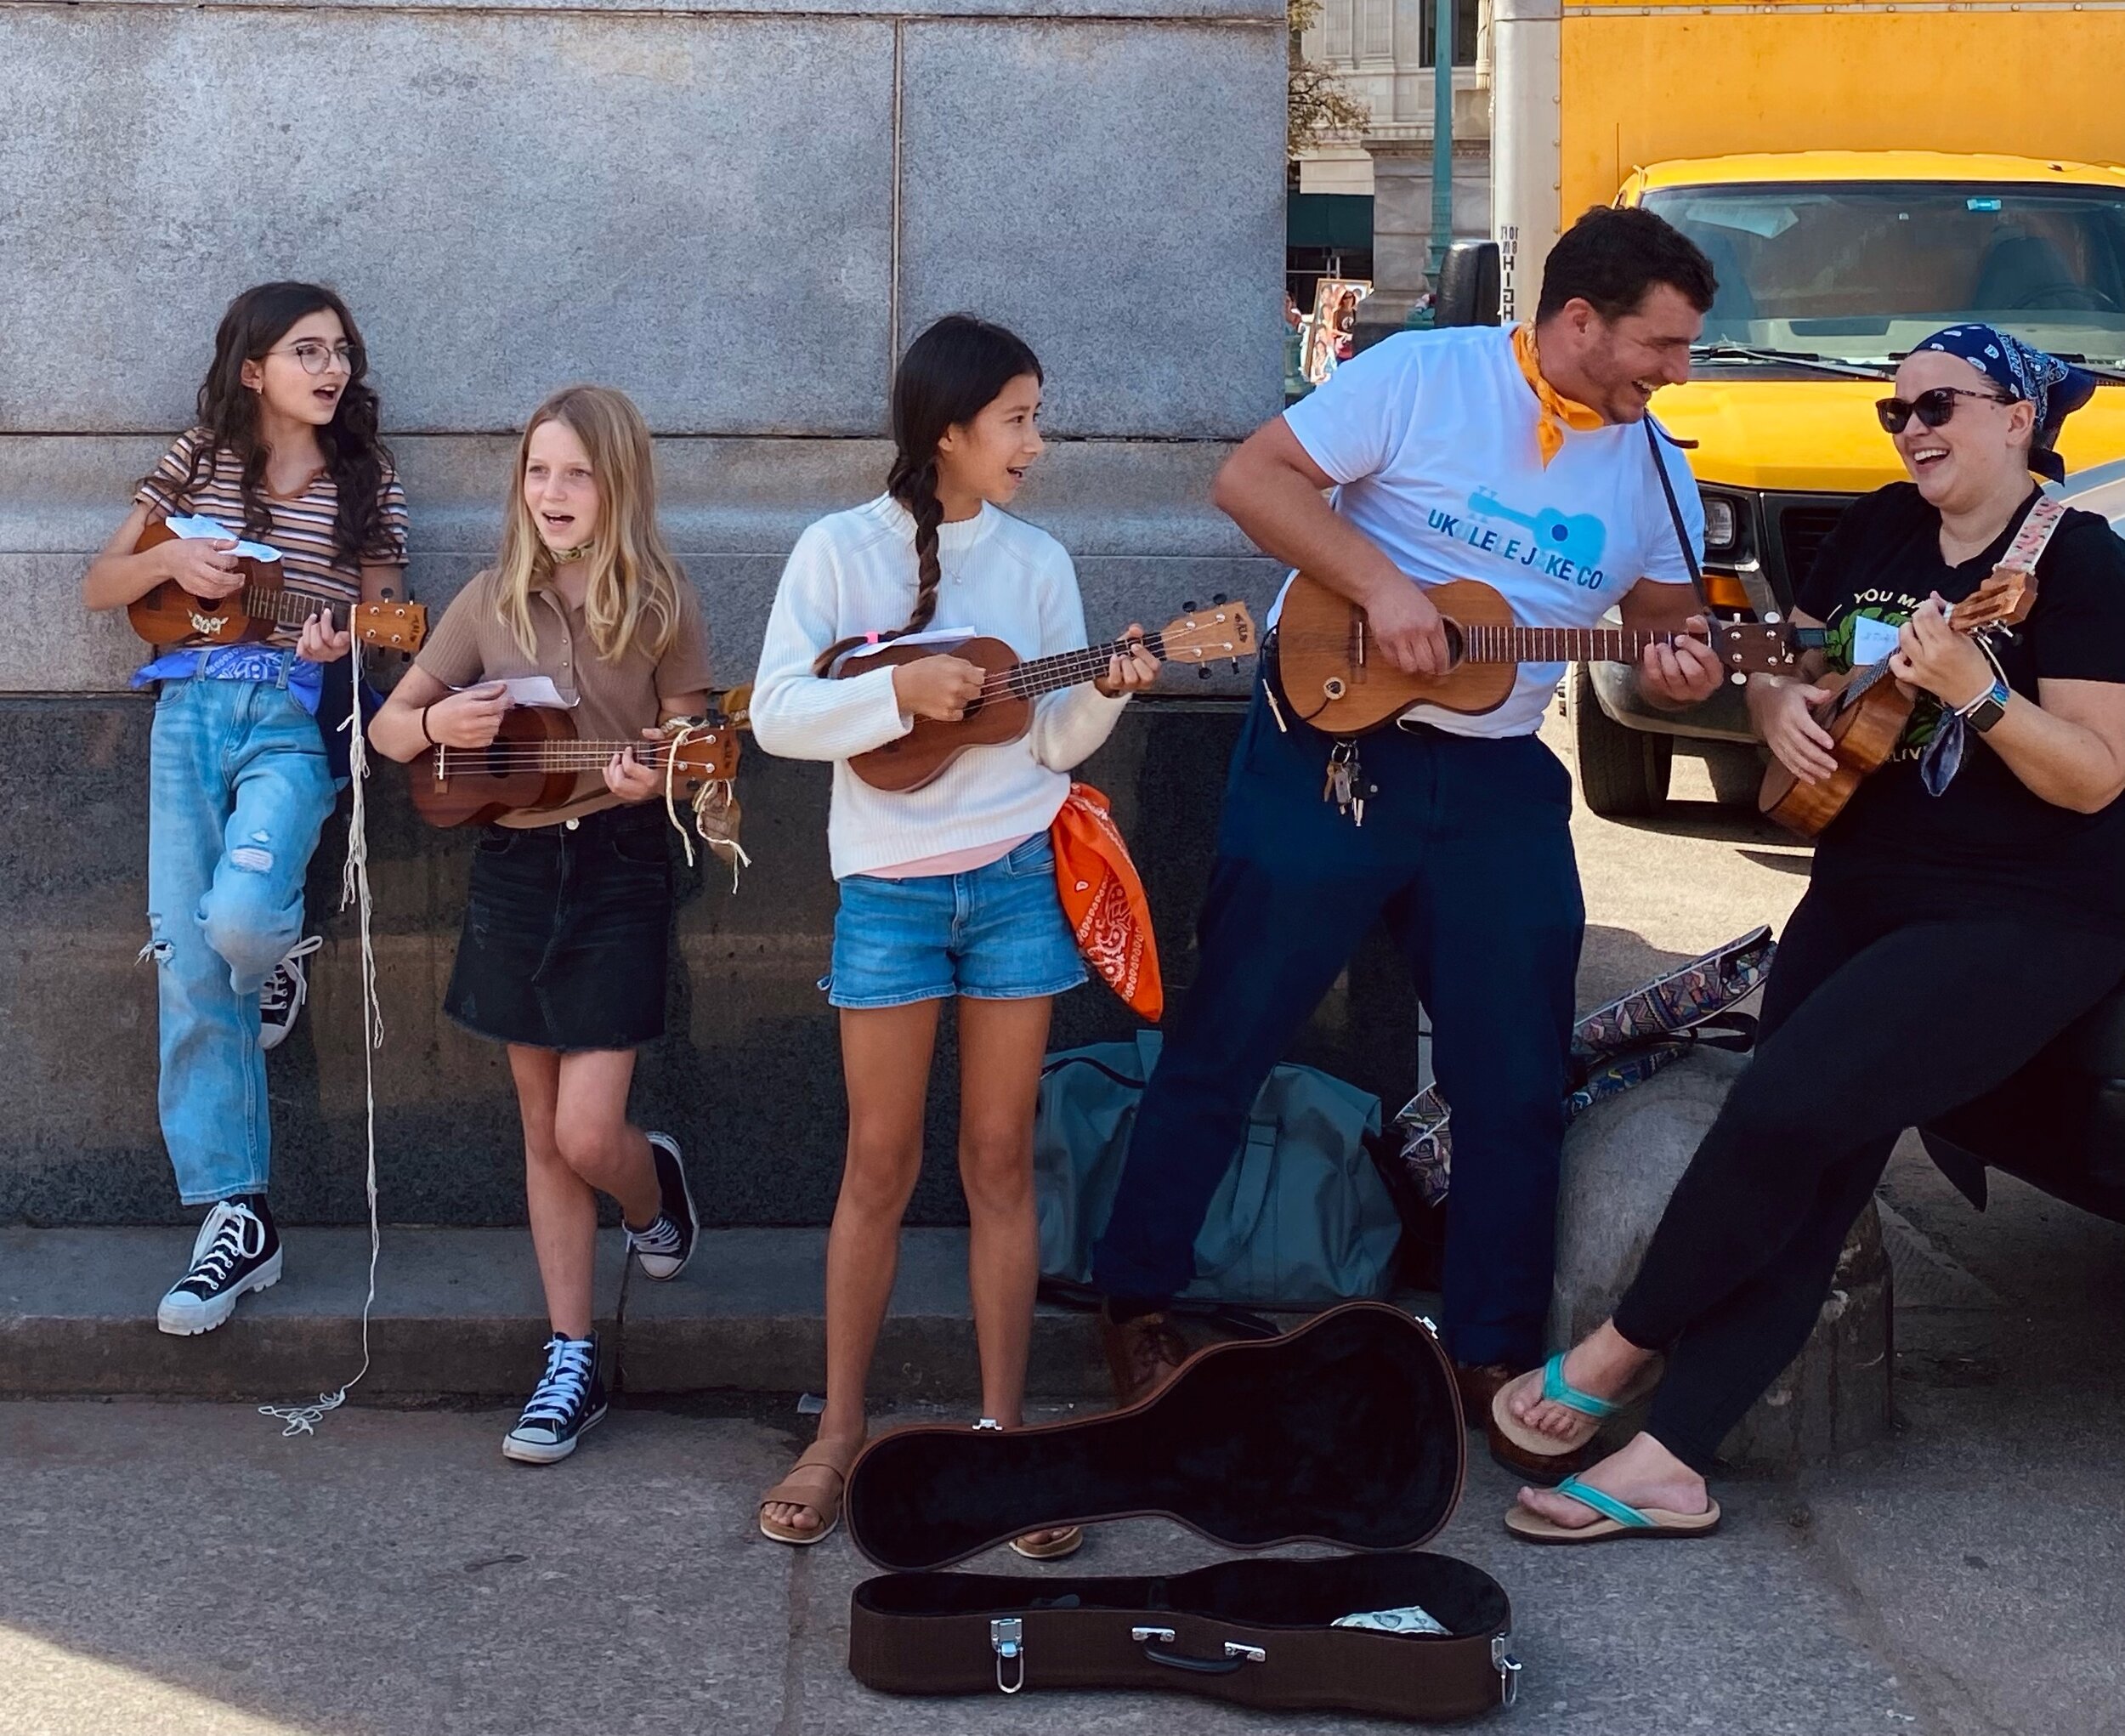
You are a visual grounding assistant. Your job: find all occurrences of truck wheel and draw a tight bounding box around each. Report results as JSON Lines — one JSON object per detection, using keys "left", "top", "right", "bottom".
{"left": 1569, "top": 663, "right": 1671, "bottom": 818}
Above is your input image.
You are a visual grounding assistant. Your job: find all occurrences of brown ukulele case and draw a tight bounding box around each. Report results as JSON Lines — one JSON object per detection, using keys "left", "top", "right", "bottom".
{"left": 842, "top": 1302, "right": 1520, "bottom": 1721}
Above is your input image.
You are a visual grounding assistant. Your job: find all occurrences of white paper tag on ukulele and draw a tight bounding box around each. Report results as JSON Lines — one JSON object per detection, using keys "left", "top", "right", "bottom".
{"left": 163, "top": 513, "right": 281, "bottom": 565}
{"left": 1850, "top": 614, "right": 1902, "bottom": 670}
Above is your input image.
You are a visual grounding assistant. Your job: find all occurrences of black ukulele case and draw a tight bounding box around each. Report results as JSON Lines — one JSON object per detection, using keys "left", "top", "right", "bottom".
{"left": 843, "top": 1302, "right": 1520, "bottom": 1721}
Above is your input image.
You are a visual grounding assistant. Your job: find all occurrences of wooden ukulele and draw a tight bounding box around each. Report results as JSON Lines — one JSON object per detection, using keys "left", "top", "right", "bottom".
{"left": 411, "top": 707, "right": 741, "bottom": 828}
{"left": 1757, "top": 569, "right": 2036, "bottom": 838}
{"left": 1273, "top": 572, "right": 1798, "bottom": 735}
{"left": 840, "top": 601, "right": 1259, "bottom": 793}
{"left": 127, "top": 519, "right": 427, "bottom": 654}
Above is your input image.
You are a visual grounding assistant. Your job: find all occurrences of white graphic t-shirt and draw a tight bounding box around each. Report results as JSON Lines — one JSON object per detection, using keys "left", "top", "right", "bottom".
{"left": 1280, "top": 326, "right": 1707, "bottom": 738}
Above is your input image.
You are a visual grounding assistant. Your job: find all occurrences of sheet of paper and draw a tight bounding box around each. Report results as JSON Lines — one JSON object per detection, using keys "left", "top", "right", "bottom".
{"left": 1850, "top": 615, "right": 1901, "bottom": 669}
{"left": 163, "top": 513, "right": 281, "bottom": 565}
{"left": 457, "top": 674, "right": 574, "bottom": 709}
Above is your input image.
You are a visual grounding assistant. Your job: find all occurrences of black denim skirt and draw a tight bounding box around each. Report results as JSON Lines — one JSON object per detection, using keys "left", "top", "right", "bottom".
{"left": 444, "top": 803, "right": 674, "bottom": 1051}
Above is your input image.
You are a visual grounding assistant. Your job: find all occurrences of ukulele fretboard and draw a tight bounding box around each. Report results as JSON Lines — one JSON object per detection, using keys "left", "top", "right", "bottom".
{"left": 1455, "top": 624, "right": 1692, "bottom": 665}
{"left": 992, "top": 632, "right": 1171, "bottom": 701}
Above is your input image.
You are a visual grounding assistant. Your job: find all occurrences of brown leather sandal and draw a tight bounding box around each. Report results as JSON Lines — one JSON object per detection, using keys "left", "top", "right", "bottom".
{"left": 759, "top": 1438, "right": 861, "bottom": 1546}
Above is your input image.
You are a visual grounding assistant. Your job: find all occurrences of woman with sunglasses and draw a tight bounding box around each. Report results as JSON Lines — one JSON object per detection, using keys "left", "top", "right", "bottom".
{"left": 1488, "top": 323, "right": 2125, "bottom": 1543}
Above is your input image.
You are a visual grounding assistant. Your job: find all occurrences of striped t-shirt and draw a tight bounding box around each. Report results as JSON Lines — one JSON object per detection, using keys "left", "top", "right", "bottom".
{"left": 135, "top": 428, "right": 410, "bottom": 648}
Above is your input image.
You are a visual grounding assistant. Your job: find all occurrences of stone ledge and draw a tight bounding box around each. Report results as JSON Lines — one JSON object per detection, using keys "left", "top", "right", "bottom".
{"left": 0, "top": 1226, "right": 1120, "bottom": 1404}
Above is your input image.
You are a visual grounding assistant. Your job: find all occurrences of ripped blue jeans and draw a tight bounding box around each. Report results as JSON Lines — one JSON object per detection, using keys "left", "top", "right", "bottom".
{"left": 146, "top": 677, "right": 336, "bottom": 1204}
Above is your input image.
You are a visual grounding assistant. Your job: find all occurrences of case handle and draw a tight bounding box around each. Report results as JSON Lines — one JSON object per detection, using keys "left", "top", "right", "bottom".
{"left": 1139, "top": 1638, "right": 1267, "bottom": 1676}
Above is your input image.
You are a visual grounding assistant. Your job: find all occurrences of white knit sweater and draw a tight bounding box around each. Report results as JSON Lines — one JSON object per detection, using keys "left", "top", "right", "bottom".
{"left": 751, "top": 494, "right": 1131, "bottom": 880}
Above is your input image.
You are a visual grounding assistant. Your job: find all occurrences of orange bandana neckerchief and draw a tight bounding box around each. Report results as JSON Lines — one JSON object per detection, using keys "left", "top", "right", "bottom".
{"left": 1512, "top": 322, "right": 1603, "bottom": 468}
{"left": 1049, "top": 783, "right": 1164, "bottom": 1022}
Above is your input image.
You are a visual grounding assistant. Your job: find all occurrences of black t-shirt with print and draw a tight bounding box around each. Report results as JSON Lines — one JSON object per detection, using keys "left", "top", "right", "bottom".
{"left": 1794, "top": 481, "right": 2125, "bottom": 925}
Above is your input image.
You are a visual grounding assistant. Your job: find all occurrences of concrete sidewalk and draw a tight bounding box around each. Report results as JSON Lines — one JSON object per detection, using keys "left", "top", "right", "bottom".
{"left": 4, "top": 1145, "right": 2123, "bottom": 1736}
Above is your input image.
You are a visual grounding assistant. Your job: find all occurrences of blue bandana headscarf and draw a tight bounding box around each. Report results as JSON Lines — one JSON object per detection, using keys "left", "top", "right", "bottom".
{"left": 1914, "top": 323, "right": 2098, "bottom": 483}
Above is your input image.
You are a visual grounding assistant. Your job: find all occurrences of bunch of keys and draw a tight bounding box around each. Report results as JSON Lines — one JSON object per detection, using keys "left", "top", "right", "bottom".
{"left": 1323, "top": 740, "right": 1371, "bottom": 826}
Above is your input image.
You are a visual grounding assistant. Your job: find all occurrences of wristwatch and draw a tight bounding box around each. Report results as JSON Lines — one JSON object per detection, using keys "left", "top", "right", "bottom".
{"left": 1959, "top": 675, "right": 2011, "bottom": 734}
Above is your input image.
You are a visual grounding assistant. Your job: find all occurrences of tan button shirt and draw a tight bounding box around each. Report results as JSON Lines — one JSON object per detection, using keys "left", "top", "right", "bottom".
{"left": 416, "top": 566, "right": 714, "bottom": 826}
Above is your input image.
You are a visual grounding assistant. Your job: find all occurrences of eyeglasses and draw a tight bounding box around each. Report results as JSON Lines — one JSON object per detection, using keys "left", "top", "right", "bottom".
{"left": 269, "top": 340, "right": 361, "bottom": 377}
{"left": 1875, "top": 386, "right": 2016, "bottom": 435}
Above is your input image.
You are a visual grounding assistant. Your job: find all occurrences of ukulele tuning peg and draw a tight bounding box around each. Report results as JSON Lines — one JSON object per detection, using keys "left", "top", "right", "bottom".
{"left": 1212, "top": 593, "right": 1228, "bottom": 606}
{"left": 1182, "top": 599, "right": 1198, "bottom": 613}
{"left": 1198, "top": 665, "right": 1211, "bottom": 680}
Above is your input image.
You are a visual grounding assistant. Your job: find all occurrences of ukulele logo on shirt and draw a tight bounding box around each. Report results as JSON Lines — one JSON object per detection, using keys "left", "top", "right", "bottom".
{"left": 1425, "top": 490, "right": 1611, "bottom": 592}
{"left": 1828, "top": 592, "right": 1944, "bottom": 762}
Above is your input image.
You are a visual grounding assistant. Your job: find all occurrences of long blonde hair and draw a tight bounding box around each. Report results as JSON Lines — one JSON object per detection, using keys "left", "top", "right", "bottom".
{"left": 495, "top": 385, "right": 683, "bottom": 665}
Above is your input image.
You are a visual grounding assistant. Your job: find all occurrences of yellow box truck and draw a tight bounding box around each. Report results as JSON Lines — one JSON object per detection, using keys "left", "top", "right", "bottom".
{"left": 1485, "top": 0, "right": 2125, "bottom": 814}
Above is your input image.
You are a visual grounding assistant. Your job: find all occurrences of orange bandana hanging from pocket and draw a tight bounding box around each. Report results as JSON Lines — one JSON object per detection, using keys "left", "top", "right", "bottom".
{"left": 1049, "top": 782, "right": 1164, "bottom": 1022}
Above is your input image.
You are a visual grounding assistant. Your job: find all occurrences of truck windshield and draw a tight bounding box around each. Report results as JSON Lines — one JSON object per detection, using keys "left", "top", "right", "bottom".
{"left": 1640, "top": 182, "right": 2125, "bottom": 367}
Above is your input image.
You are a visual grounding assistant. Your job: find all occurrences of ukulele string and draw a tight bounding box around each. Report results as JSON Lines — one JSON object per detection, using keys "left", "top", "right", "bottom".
{"left": 970, "top": 632, "right": 1177, "bottom": 701}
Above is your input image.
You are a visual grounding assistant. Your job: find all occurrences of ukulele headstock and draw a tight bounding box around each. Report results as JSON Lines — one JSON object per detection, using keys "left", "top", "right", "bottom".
{"left": 1952, "top": 566, "right": 2037, "bottom": 636}
{"left": 1159, "top": 599, "right": 1260, "bottom": 666}
{"left": 1706, "top": 621, "right": 1804, "bottom": 678}
{"left": 666, "top": 723, "right": 741, "bottom": 789}
{"left": 354, "top": 600, "right": 428, "bottom": 653}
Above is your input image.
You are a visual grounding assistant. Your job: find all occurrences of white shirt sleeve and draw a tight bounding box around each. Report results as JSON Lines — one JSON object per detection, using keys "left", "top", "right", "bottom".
{"left": 1281, "top": 332, "right": 1427, "bottom": 486}
{"left": 749, "top": 524, "right": 915, "bottom": 762}
{"left": 1028, "top": 542, "right": 1129, "bottom": 774}
{"left": 1637, "top": 423, "right": 1708, "bottom": 590}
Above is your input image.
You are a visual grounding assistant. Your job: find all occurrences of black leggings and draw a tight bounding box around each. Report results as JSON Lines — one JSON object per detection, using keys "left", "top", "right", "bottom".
{"left": 1612, "top": 871, "right": 2125, "bottom": 1472}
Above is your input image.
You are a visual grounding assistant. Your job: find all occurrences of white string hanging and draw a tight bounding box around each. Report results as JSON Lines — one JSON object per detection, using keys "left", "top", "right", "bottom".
{"left": 659, "top": 718, "right": 750, "bottom": 894}
{"left": 258, "top": 675, "right": 383, "bottom": 1437}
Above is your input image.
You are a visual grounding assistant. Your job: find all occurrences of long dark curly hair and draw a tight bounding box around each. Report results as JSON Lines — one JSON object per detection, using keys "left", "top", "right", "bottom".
{"left": 150, "top": 281, "right": 394, "bottom": 562}
{"left": 812, "top": 314, "right": 1043, "bottom": 675}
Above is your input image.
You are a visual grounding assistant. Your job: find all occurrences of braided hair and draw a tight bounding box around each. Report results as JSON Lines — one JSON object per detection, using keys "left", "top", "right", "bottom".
{"left": 813, "top": 314, "right": 1043, "bottom": 674}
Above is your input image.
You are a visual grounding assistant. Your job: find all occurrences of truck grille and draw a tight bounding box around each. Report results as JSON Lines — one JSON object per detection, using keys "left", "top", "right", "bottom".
{"left": 1776, "top": 502, "right": 1856, "bottom": 594}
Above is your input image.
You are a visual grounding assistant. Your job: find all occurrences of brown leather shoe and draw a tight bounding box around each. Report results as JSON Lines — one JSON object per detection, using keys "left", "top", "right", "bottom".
{"left": 1099, "top": 1304, "right": 1189, "bottom": 1408}
{"left": 1452, "top": 1361, "right": 1520, "bottom": 1428}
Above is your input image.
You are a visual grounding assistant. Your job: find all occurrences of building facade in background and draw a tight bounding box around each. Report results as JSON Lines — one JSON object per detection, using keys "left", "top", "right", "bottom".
{"left": 1292, "top": 0, "right": 1494, "bottom": 327}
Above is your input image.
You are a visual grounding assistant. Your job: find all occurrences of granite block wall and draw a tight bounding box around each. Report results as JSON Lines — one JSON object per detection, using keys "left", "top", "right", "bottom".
{"left": 0, "top": 0, "right": 1345, "bottom": 1224}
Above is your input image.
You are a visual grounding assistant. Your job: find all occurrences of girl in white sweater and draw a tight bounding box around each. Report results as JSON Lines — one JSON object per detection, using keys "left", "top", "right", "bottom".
{"left": 751, "top": 315, "right": 1158, "bottom": 1551}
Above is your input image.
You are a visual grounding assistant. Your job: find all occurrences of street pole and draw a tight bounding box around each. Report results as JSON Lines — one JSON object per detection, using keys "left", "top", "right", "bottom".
{"left": 1425, "top": 0, "right": 1454, "bottom": 285}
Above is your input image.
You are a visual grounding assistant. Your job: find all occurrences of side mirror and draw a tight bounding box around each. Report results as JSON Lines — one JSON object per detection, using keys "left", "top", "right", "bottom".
{"left": 1432, "top": 241, "right": 1502, "bottom": 328}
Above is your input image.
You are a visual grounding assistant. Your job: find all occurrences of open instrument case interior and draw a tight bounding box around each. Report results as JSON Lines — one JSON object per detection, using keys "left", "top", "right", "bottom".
{"left": 842, "top": 1303, "right": 1522, "bottom": 1722}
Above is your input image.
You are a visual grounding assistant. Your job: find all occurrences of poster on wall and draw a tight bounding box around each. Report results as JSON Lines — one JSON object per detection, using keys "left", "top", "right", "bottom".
{"left": 1302, "top": 279, "right": 1372, "bottom": 385}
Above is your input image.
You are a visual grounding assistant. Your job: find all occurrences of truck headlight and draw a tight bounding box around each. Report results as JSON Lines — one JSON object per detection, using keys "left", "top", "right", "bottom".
{"left": 1702, "top": 495, "right": 1742, "bottom": 556}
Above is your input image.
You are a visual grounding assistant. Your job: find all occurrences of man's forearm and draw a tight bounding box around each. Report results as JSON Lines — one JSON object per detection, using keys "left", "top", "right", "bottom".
{"left": 1214, "top": 450, "right": 1406, "bottom": 608}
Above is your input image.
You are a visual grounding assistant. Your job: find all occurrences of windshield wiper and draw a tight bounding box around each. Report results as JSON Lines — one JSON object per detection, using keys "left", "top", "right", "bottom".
{"left": 1690, "top": 343, "right": 1893, "bottom": 380}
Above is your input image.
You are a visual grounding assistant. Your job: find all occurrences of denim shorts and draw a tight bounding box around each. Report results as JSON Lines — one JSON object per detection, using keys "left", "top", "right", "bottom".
{"left": 825, "top": 835, "right": 1087, "bottom": 1010}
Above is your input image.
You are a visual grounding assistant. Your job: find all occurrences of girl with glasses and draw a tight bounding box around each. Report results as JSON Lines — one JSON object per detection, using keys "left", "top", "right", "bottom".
{"left": 749, "top": 315, "right": 1158, "bottom": 1550}
{"left": 368, "top": 386, "right": 711, "bottom": 1464}
{"left": 81, "top": 281, "right": 408, "bottom": 1338}
{"left": 1493, "top": 324, "right": 2125, "bottom": 1543}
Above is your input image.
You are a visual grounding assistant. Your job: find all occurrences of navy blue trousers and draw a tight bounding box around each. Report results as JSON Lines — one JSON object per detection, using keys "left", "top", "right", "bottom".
{"left": 1090, "top": 685, "right": 1584, "bottom": 1368}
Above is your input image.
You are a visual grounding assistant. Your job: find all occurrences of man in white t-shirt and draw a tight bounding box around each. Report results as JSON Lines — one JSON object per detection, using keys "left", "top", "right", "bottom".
{"left": 1093, "top": 208, "right": 1728, "bottom": 1474}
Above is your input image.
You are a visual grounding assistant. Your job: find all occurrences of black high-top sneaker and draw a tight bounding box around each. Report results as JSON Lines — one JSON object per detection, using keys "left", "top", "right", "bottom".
{"left": 258, "top": 934, "right": 323, "bottom": 1052}
{"left": 502, "top": 1333, "right": 608, "bottom": 1465}
{"left": 157, "top": 1196, "right": 282, "bottom": 1336}
{"left": 624, "top": 1133, "right": 699, "bottom": 1281}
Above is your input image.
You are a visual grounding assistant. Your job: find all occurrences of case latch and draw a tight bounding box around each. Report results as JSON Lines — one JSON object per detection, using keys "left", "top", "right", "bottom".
{"left": 990, "top": 1618, "right": 1026, "bottom": 1695}
{"left": 1493, "top": 1632, "right": 1522, "bottom": 1708}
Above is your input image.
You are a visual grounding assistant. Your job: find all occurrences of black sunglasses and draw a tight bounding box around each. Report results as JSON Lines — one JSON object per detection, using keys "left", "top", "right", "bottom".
{"left": 1875, "top": 386, "right": 2017, "bottom": 435}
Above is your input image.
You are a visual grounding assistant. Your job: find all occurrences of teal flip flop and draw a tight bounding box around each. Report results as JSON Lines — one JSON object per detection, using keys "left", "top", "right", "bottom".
{"left": 1489, "top": 1353, "right": 1628, "bottom": 1466}
{"left": 1504, "top": 1474, "right": 1721, "bottom": 1544}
